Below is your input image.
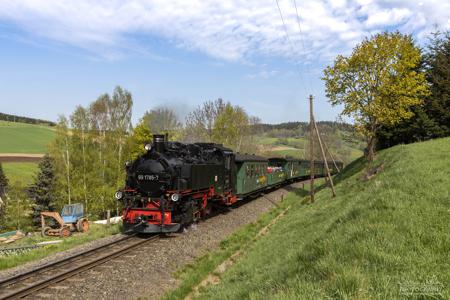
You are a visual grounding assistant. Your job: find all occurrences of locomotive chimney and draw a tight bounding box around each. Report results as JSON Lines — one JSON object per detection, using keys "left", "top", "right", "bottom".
{"left": 153, "top": 134, "right": 166, "bottom": 152}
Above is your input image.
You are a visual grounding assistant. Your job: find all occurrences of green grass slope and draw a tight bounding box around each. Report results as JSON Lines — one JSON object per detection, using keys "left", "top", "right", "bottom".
{"left": 3, "top": 162, "right": 38, "bottom": 186}
{"left": 0, "top": 121, "right": 55, "bottom": 153}
{"left": 193, "top": 137, "right": 450, "bottom": 299}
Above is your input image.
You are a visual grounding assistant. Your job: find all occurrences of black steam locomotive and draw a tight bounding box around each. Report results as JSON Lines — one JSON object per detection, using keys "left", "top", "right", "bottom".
{"left": 117, "top": 135, "right": 237, "bottom": 233}
{"left": 116, "top": 134, "right": 342, "bottom": 234}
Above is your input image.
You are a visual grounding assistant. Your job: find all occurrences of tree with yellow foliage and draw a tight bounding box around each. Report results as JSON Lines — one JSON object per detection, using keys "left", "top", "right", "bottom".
{"left": 128, "top": 119, "right": 152, "bottom": 160}
{"left": 323, "top": 32, "right": 430, "bottom": 161}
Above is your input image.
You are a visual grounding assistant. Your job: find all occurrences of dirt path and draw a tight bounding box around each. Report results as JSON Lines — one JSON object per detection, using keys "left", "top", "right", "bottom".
{"left": 0, "top": 153, "right": 44, "bottom": 162}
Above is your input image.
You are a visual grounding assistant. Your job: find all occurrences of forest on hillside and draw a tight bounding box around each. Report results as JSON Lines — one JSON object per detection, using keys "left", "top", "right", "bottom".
{"left": 0, "top": 113, "right": 56, "bottom": 126}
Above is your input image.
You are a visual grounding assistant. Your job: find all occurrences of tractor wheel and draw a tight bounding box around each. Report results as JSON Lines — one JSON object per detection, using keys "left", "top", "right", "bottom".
{"left": 42, "top": 226, "right": 51, "bottom": 237}
{"left": 60, "top": 227, "right": 71, "bottom": 238}
{"left": 77, "top": 219, "right": 89, "bottom": 233}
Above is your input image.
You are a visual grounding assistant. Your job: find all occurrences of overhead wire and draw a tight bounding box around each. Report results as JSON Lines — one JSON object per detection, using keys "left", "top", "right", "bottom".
{"left": 292, "top": 0, "right": 337, "bottom": 163}
{"left": 292, "top": 0, "right": 314, "bottom": 90}
{"left": 274, "top": 0, "right": 309, "bottom": 95}
{"left": 291, "top": 0, "right": 314, "bottom": 160}
{"left": 275, "top": 0, "right": 312, "bottom": 159}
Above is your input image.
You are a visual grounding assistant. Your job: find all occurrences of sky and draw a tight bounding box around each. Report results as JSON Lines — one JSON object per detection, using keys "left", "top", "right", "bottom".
{"left": 0, "top": 0, "right": 448, "bottom": 124}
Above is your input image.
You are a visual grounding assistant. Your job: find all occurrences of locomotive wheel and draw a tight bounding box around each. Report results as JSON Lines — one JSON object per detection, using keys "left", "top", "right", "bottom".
{"left": 60, "top": 227, "right": 72, "bottom": 238}
{"left": 201, "top": 203, "right": 212, "bottom": 218}
{"left": 77, "top": 218, "right": 89, "bottom": 232}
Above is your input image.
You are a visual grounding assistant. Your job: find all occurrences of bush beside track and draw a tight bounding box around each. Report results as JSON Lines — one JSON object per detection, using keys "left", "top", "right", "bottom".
{"left": 164, "top": 137, "right": 450, "bottom": 299}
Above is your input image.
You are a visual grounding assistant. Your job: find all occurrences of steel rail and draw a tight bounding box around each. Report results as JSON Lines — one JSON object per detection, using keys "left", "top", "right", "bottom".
{"left": 0, "top": 235, "right": 158, "bottom": 300}
{"left": 0, "top": 234, "right": 135, "bottom": 287}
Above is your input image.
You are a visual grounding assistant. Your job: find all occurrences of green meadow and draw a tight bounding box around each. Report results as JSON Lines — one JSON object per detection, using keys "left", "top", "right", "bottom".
{"left": 0, "top": 121, "right": 55, "bottom": 154}
{"left": 2, "top": 162, "right": 38, "bottom": 186}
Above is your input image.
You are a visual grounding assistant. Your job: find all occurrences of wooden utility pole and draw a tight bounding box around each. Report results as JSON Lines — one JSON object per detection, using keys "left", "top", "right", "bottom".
{"left": 323, "top": 139, "right": 340, "bottom": 173}
{"left": 313, "top": 117, "right": 337, "bottom": 197}
{"left": 309, "top": 95, "right": 315, "bottom": 203}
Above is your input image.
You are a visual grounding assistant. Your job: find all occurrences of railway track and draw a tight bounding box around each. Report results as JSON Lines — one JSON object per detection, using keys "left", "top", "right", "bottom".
{"left": 0, "top": 234, "right": 158, "bottom": 299}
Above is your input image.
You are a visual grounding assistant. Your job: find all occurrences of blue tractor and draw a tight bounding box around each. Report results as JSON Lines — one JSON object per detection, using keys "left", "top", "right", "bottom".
{"left": 41, "top": 203, "right": 89, "bottom": 237}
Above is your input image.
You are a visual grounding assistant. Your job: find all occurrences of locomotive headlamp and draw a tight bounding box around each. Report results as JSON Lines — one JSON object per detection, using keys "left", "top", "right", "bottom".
{"left": 144, "top": 144, "right": 152, "bottom": 151}
{"left": 115, "top": 191, "right": 123, "bottom": 200}
{"left": 171, "top": 193, "right": 180, "bottom": 202}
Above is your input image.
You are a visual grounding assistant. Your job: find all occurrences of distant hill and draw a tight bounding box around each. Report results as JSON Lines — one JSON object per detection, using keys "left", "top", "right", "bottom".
{"left": 0, "top": 112, "right": 55, "bottom": 126}
{"left": 0, "top": 120, "right": 55, "bottom": 154}
{"left": 253, "top": 121, "right": 354, "bottom": 132}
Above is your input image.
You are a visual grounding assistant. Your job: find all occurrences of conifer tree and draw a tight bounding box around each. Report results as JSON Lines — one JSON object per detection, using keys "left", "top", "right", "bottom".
{"left": 424, "top": 31, "right": 450, "bottom": 135}
{"left": 376, "top": 31, "right": 449, "bottom": 149}
{"left": 0, "top": 162, "right": 8, "bottom": 198}
{"left": 0, "top": 162, "right": 8, "bottom": 225}
{"left": 28, "top": 155, "right": 57, "bottom": 226}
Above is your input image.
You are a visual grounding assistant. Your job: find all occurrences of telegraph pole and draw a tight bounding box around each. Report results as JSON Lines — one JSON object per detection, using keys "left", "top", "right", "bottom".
{"left": 313, "top": 117, "right": 337, "bottom": 197}
{"left": 309, "top": 95, "right": 315, "bottom": 203}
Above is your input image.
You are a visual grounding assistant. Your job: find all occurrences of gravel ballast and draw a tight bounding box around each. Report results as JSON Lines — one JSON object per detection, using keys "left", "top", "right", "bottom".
{"left": 1, "top": 182, "right": 305, "bottom": 300}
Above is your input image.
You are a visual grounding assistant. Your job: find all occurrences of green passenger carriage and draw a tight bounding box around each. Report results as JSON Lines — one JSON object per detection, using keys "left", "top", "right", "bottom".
{"left": 234, "top": 154, "right": 268, "bottom": 198}
{"left": 267, "top": 158, "right": 287, "bottom": 186}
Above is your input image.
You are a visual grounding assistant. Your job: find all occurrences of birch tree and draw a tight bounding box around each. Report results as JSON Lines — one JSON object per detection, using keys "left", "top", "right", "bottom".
{"left": 184, "top": 98, "right": 225, "bottom": 142}
{"left": 110, "top": 86, "right": 133, "bottom": 215}
{"left": 70, "top": 106, "right": 90, "bottom": 211}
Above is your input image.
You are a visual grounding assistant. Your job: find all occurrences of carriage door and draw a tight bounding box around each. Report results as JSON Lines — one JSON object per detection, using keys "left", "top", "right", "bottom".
{"left": 224, "top": 153, "right": 233, "bottom": 192}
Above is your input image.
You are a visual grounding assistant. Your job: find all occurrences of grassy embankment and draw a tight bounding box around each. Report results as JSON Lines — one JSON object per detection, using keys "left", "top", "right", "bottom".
{"left": 164, "top": 137, "right": 450, "bottom": 299}
{"left": 0, "top": 223, "right": 121, "bottom": 271}
{"left": 0, "top": 120, "right": 55, "bottom": 186}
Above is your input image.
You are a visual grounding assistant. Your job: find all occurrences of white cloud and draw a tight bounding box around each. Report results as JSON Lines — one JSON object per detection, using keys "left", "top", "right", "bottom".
{"left": 365, "top": 8, "right": 412, "bottom": 27}
{"left": 0, "top": 0, "right": 448, "bottom": 62}
{"left": 246, "top": 69, "right": 279, "bottom": 79}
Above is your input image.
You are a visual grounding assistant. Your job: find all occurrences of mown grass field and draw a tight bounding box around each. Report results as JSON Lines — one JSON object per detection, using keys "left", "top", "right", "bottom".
{"left": 165, "top": 137, "right": 450, "bottom": 299}
{"left": 2, "top": 162, "right": 38, "bottom": 186}
{"left": 0, "top": 121, "right": 55, "bottom": 154}
{"left": 0, "top": 223, "right": 121, "bottom": 271}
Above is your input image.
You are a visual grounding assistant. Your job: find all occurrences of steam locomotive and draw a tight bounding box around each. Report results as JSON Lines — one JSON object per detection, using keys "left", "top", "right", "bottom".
{"left": 116, "top": 134, "right": 342, "bottom": 233}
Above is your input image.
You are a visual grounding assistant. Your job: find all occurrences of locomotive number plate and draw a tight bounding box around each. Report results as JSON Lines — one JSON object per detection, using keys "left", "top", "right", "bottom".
{"left": 138, "top": 174, "right": 159, "bottom": 181}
